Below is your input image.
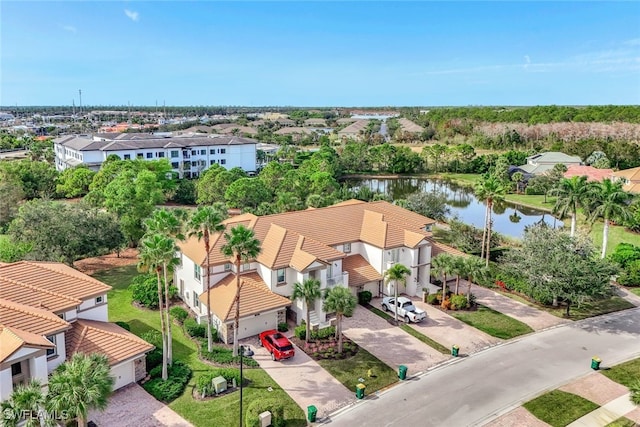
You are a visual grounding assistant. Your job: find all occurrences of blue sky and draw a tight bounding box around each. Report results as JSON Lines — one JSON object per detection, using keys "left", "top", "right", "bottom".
{"left": 1, "top": 1, "right": 639, "bottom": 106}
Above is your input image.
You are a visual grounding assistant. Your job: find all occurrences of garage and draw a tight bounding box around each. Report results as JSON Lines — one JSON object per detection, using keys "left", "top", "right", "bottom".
{"left": 238, "top": 310, "right": 278, "bottom": 340}
{"left": 110, "top": 361, "right": 134, "bottom": 390}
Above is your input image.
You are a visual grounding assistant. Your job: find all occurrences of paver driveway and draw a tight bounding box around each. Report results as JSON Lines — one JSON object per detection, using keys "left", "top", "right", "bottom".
{"left": 342, "top": 306, "right": 449, "bottom": 375}
{"left": 88, "top": 383, "right": 193, "bottom": 427}
{"left": 250, "top": 340, "right": 355, "bottom": 420}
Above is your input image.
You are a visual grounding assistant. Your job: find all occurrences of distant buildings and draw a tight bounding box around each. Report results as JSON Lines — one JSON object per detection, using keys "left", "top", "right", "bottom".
{"left": 54, "top": 133, "right": 257, "bottom": 178}
{"left": 612, "top": 166, "right": 640, "bottom": 194}
{"left": 513, "top": 152, "right": 583, "bottom": 177}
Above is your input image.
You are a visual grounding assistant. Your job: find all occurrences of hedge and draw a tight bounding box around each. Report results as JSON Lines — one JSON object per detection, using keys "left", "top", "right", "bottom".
{"left": 245, "top": 398, "right": 285, "bottom": 427}
{"left": 144, "top": 360, "right": 192, "bottom": 402}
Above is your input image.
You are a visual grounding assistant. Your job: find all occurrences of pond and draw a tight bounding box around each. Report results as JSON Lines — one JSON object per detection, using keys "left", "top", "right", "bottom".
{"left": 346, "top": 177, "right": 563, "bottom": 239}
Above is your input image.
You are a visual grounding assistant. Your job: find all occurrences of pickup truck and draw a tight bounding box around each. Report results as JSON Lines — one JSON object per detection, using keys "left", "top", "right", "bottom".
{"left": 381, "top": 296, "right": 427, "bottom": 322}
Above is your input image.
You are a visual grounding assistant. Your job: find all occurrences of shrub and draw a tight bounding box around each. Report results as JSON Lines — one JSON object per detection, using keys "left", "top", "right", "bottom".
{"left": 450, "top": 294, "right": 468, "bottom": 310}
{"left": 467, "top": 293, "right": 477, "bottom": 307}
{"left": 130, "top": 274, "right": 178, "bottom": 309}
{"left": 441, "top": 298, "right": 452, "bottom": 310}
{"left": 146, "top": 349, "right": 162, "bottom": 371}
{"left": 357, "top": 290, "right": 372, "bottom": 306}
{"left": 184, "top": 317, "right": 207, "bottom": 338}
{"left": 312, "top": 326, "right": 336, "bottom": 340}
{"left": 141, "top": 330, "right": 163, "bottom": 347}
{"left": 427, "top": 293, "right": 440, "bottom": 305}
{"left": 295, "top": 323, "right": 307, "bottom": 340}
{"left": 245, "top": 398, "right": 285, "bottom": 427}
{"left": 277, "top": 322, "right": 289, "bottom": 332}
{"left": 618, "top": 259, "right": 640, "bottom": 286}
{"left": 144, "top": 360, "right": 192, "bottom": 402}
{"left": 200, "top": 344, "right": 259, "bottom": 367}
{"left": 170, "top": 306, "right": 189, "bottom": 323}
{"left": 196, "top": 368, "right": 242, "bottom": 396}
{"left": 115, "top": 321, "right": 131, "bottom": 331}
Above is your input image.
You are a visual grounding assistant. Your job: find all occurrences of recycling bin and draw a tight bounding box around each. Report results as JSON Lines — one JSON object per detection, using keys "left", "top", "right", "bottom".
{"left": 307, "top": 405, "right": 317, "bottom": 422}
{"left": 452, "top": 345, "right": 460, "bottom": 357}
{"left": 591, "top": 357, "right": 601, "bottom": 370}
{"left": 356, "top": 383, "right": 366, "bottom": 399}
{"left": 398, "top": 365, "right": 408, "bottom": 380}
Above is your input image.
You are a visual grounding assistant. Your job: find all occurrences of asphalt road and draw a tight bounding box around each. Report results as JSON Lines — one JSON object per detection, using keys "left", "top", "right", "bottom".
{"left": 325, "top": 308, "right": 640, "bottom": 427}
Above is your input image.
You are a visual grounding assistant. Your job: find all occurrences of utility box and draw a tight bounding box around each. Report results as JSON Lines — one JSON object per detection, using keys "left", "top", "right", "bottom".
{"left": 212, "top": 376, "right": 227, "bottom": 394}
{"left": 259, "top": 411, "right": 272, "bottom": 427}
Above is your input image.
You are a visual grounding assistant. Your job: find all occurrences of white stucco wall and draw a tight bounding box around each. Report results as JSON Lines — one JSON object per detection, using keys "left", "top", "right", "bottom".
{"left": 46, "top": 332, "right": 67, "bottom": 371}
{"left": 77, "top": 298, "right": 108, "bottom": 322}
{"left": 0, "top": 368, "right": 13, "bottom": 401}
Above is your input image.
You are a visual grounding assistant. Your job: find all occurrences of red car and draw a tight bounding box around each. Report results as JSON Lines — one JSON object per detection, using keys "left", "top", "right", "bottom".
{"left": 259, "top": 330, "right": 295, "bottom": 361}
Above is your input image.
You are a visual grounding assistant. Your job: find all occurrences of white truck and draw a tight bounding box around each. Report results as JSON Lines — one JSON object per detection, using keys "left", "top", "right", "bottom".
{"left": 381, "top": 296, "right": 427, "bottom": 322}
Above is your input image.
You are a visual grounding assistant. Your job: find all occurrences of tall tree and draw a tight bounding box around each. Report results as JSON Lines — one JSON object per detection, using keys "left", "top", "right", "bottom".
{"left": 475, "top": 176, "right": 507, "bottom": 266}
{"left": 549, "top": 176, "right": 591, "bottom": 237}
{"left": 588, "top": 179, "right": 633, "bottom": 258}
{"left": 451, "top": 255, "right": 467, "bottom": 295}
{"left": 46, "top": 353, "right": 114, "bottom": 427}
{"left": 384, "top": 263, "right": 411, "bottom": 321}
{"left": 0, "top": 380, "right": 50, "bottom": 427}
{"left": 221, "top": 225, "right": 262, "bottom": 357}
{"left": 187, "top": 206, "right": 226, "bottom": 351}
{"left": 138, "top": 235, "right": 172, "bottom": 379}
{"left": 322, "top": 286, "right": 357, "bottom": 353}
{"left": 292, "top": 278, "right": 322, "bottom": 343}
{"left": 431, "top": 253, "right": 455, "bottom": 305}
{"left": 463, "top": 256, "right": 486, "bottom": 304}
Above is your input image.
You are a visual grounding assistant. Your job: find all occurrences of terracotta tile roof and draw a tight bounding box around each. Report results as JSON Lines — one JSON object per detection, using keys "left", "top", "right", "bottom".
{"left": 0, "top": 298, "right": 71, "bottom": 335}
{"left": 564, "top": 165, "right": 614, "bottom": 182}
{"left": 199, "top": 272, "right": 291, "bottom": 322}
{"left": 65, "top": 319, "right": 154, "bottom": 366}
{"left": 0, "top": 326, "right": 55, "bottom": 363}
{"left": 342, "top": 255, "right": 382, "bottom": 287}
{"left": 0, "top": 261, "right": 111, "bottom": 300}
{"left": 612, "top": 166, "right": 640, "bottom": 181}
{"left": 430, "top": 240, "right": 469, "bottom": 258}
{"left": 0, "top": 276, "right": 81, "bottom": 313}
{"left": 624, "top": 182, "right": 640, "bottom": 194}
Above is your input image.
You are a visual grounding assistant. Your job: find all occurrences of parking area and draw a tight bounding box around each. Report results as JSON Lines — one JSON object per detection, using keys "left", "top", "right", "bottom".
{"left": 342, "top": 305, "right": 449, "bottom": 375}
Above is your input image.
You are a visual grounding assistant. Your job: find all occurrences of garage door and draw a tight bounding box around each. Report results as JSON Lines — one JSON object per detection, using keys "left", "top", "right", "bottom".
{"left": 111, "top": 362, "right": 134, "bottom": 390}
{"left": 239, "top": 311, "right": 278, "bottom": 340}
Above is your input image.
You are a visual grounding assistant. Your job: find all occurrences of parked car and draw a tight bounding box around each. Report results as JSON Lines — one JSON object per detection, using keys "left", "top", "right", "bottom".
{"left": 381, "top": 296, "right": 427, "bottom": 322}
{"left": 259, "top": 329, "right": 295, "bottom": 361}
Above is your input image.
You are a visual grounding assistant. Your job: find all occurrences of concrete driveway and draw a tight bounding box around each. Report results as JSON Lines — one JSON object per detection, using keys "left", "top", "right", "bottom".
{"left": 88, "top": 383, "right": 193, "bottom": 427}
{"left": 249, "top": 340, "right": 355, "bottom": 420}
{"left": 342, "top": 306, "right": 449, "bottom": 375}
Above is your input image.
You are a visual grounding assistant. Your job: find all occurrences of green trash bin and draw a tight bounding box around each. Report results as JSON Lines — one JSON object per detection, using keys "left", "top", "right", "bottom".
{"left": 307, "top": 405, "right": 317, "bottom": 422}
{"left": 452, "top": 345, "right": 460, "bottom": 357}
{"left": 591, "top": 357, "right": 601, "bottom": 370}
{"left": 398, "top": 365, "right": 408, "bottom": 380}
{"left": 356, "top": 383, "right": 366, "bottom": 399}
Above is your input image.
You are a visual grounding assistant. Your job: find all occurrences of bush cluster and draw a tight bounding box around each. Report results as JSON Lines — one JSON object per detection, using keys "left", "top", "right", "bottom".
{"left": 184, "top": 317, "right": 207, "bottom": 338}
{"left": 199, "top": 341, "right": 259, "bottom": 367}
{"left": 357, "top": 290, "right": 372, "bottom": 306}
{"left": 277, "top": 322, "right": 289, "bottom": 332}
{"left": 170, "top": 306, "right": 189, "bottom": 323}
{"left": 196, "top": 368, "right": 241, "bottom": 397}
{"left": 450, "top": 294, "right": 468, "bottom": 310}
{"left": 130, "top": 274, "right": 178, "bottom": 309}
{"left": 294, "top": 323, "right": 335, "bottom": 341}
{"left": 115, "top": 321, "right": 131, "bottom": 331}
{"left": 245, "top": 398, "right": 285, "bottom": 427}
{"left": 143, "top": 360, "right": 192, "bottom": 402}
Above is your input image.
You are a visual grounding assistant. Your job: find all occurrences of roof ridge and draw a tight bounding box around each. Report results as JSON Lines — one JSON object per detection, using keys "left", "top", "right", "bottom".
{"left": 0, "top": 297, "right": 70, "bottom": 326}
{"left": 71, "top": 323, "right": 88, "bottom": 355}
{"left": 77, "top": 319, "right": 150, "bottom": 345}
{"left": 0, "top": 275, "right": 82, "bottom": 305}
{"left": 25, "top": 261, "right": 111, "bottom": 289}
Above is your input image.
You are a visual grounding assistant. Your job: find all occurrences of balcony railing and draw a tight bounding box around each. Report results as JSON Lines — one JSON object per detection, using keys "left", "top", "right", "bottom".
{"left": 326, "top": 272, "right": 349, "bottom": 288}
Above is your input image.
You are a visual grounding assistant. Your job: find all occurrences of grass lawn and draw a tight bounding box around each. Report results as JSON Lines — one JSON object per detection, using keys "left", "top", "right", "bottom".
{"left": 606, "top": 418, "right": 637, "bottom": 427}
{"left": 317, "top": 347, "right": 398, "bottom": 394}
{"left": 589, "top": 222, "right": 640, "bottom": 257}
{"left": 503, "top": 193, "right": 556, "bottom": 212}
{"left": 366, "top": 305, "right": 449, "bottom": 354}
{"left": 93, "top": 265, "right": 306, "bottom": 427}
{"left": 498, "top": 291, "right": 635, "bottom": 321}
{"left": 523, "top": 390, "right": 599, "bottom": 427}
{"left": 449, "top": 305, "right": 533, "bottom": 339}
{"left": 630, "top": 288, "right": 640, "bottom": 297}
{"left": 601, "top": 357, "right": 640, "bottom": 388}
{"left": 437, "top": 173, "right": 483, "bottom": 187}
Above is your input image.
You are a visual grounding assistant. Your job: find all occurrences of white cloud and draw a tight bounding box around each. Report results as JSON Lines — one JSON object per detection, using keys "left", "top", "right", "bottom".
{"left": 124, "top": 9, "right": 139, "bottom": 22}
{"left": 62, "top": 25, "right": 77, "bottom": 34}
{"left": 524, "top": 55, "right": 531, "bottom": 69}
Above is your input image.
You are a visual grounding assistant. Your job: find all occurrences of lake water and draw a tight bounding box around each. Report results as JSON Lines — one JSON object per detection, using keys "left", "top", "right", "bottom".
{"left": 346, "top": 177, "right": 563, "bottom": 239}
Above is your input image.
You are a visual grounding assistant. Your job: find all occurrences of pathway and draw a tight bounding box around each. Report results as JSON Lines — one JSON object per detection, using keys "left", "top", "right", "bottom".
{"left": 249, "top": 339, "right": 354, "bottom": 420}
{"left": 614, "top": 284, "right": 640, "bottom": 307}
{"left": 342, "top": 306, "right": 449, "bottom": 375}
{"left": 467, "top": 281, "right": 570, "bottom": 331}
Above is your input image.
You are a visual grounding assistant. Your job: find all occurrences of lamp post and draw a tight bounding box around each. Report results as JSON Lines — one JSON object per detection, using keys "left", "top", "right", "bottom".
{"left": 239, "top": 344, "right": 244, "bottom": 427}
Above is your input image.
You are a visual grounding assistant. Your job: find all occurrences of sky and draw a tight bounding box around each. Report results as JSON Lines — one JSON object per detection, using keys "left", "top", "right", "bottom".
{"left": 1, "top": 1, "right": 639, "bottom": 107}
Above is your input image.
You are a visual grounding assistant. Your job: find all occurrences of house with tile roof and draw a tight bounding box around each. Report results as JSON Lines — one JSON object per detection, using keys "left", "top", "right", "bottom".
{"left": 612, "top": 166, "right": 640, "bottom": 194}
{"left": 513, "top": 152, "right": 582, "bottom": 176}
{"left": 0, "top": 261, "right": 153, "bottom": 401}
{"left": 53, "top": 133, "right": 257, "bottom": 178}
{"left": 563, "top": 165, "right": 614, "bottom": 182}
{"left": 175, "top": 200, "right": 457, "bottom": 343}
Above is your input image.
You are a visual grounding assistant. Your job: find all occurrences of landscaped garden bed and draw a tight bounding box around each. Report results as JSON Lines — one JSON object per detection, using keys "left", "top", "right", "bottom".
{"left": 291, "top": 324, "right": 358, "bottom": 360}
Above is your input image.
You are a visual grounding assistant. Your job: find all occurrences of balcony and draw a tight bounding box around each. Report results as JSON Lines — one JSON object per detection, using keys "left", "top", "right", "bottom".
{"left": 326, "top": 272, "right": 349, "bottom": 288}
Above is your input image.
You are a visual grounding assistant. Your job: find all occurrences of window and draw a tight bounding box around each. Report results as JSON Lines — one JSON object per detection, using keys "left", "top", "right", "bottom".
{"left": 146, "top": 153, "right": 153, "bottom": 159}
{"left": 46, "top": 335, "right": 57, "bottom": 357}
{"left": 124, "top": 154, "right": 131, "bottom": 160}
{"left": 157, "top": 152, "right": 165, "bottom": 158}
{"left": 171, "top": 162, "right": 179, "bottom": 169}
{"left": 277, "top": 268, "right": 286, "bottom": 284}
{"left": 220, "top": 159, "right": 226, "bottom": 165}
{"left": 224, "top": 263, "right": 232, "bottom": 271}
{"left": 210, "top": 160, "right": 215, "bottom": 166}
{"left": 194, "top": 264, "right": 201, "bottom": 281}
{"left": 137, "top": 153, "right": 144, "bottom": 159}
{"left": 193, "top": 291, "right": 200, "bottom": 308}
{"left": 210, "top": 149, "right": 215, "bottom": 155}
{"left": 58, "top": 313, "right": 65, "bottom": 320}
{"left": 343, "top": 243, "right": 351, "bottom": 253}
{"left": 241, "top": 263, "right": 251, "bottom": 272}
{"left": 327, "top": 264, "right": 333, "bottom": 279}
{"left": 220, "top": 148, "right": 226, "bottom": 154}
{"left": 96, "top": 295, "right": 104, "bottom": 304}
{"left": 389, "top": 249, "right": 400, "bottom": 262}
{"left": 171, "top": 150, "right": 179, "bottom": 158}
{"left": 200, "top": 150, "right": 206, "bottom": 155}
{"left": 11, "top": 362, "right": 21, "bottom": 377}
{"left": 191, "top": 150, "right": 197, "bottom": 156}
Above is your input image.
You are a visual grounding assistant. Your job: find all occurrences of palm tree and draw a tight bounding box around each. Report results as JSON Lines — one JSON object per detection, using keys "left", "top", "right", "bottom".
{"left": 187, "top": 206, "right": 226, "bottom": 352}
{"left": 46, "top": 353, "right": 114, "bottom": 427}
{"left": 588, "top": 179, "right": 632, "bottom": 258}
{"left": 463, "top": 256, "right": 486, "bottom": 305}
{"left": 138, "top": 234, "right": 172, "bottom": 379}
{"left": 475, "top": 176, "right": 506, "bottom": 266}
{"left": 221, "top": 224, "right": 261, "bottom": 357}
{"left": 384, "top": 263, "right": 411, "bottom": 322}
{"left": 432, "top": 253, "right": 455, "bottom": 305}
{"left": 322, "top": 286, "right": 357, "bottom": 353}
{"left": 0, "top": 380, "right": 49, "bottom": 427}
{"left": 292, "top": 278, "right": 322, "bottom": 343}
{"left": 451, "top": 256, "right": 467, "bottom": 295}
{"left": 549, "top": 176, "right": 590, "bottom": 237}
{"left": 144, "top": 209, "right": 184, "bottom": 363}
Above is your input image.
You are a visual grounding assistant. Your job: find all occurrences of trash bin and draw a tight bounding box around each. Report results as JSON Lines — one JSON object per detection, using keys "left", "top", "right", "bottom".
{"left": 307, "top": 405, "right": 317, "bottom": 422}
{"left": 356, "top": 383, "right": 366, "bottom": 399}
{"left": 398, "top": 365, "right": 408, "bottom": 380}
{"left": 452, "top": 345, "right": 460, "bottom": 357}
{"left": 591, "top": 357, "right": 601, "bottom": 370}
